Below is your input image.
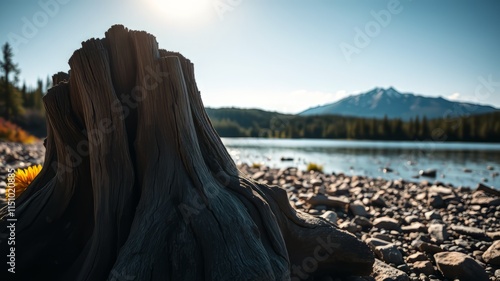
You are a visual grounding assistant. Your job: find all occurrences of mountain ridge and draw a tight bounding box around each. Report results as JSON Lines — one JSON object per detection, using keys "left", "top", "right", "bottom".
{"left": 299, "top": 87, "right": 498, "bottom": 120}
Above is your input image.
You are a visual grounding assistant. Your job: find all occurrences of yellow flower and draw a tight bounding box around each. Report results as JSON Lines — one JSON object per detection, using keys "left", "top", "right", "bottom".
{"left": 6, "top": 164, "right": 42, "bottom": 199}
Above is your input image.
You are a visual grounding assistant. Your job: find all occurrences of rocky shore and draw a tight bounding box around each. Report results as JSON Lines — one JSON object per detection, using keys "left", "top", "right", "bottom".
{"left": 239, "top": 164, "right": 500, "bottom": 281}
{"left": 1, "top": 141, "right": 499, "bottom": 281}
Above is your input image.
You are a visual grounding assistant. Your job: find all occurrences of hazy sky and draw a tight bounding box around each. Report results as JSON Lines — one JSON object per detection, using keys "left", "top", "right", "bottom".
{"left": 1, "top": 0, "right": 499, "bottom": 113}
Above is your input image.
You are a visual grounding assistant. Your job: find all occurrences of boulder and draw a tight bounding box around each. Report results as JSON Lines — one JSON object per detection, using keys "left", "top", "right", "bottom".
{"left": 434, "top": 251, "right": 489, "bottom": 281}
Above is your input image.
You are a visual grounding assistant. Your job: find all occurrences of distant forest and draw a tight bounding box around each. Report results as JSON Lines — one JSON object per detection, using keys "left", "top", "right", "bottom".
{"left": 207, "top": 108, "right": 500, "bottom": 142}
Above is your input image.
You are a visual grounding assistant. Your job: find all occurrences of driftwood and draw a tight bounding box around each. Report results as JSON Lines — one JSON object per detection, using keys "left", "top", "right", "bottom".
{"left": 0, "top": 25, "right": 373, "bottom": 281}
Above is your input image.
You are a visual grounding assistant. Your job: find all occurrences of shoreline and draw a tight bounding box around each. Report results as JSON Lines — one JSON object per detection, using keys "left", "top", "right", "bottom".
{"left": 0, "top": 141, "right": 499, "bottom": 280}
{"left": 238, "top": 163, "right": 500, "bottom": 281}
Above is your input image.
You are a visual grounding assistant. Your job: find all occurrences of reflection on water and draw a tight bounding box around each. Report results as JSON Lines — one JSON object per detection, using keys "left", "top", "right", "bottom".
{"left": 221, "top": 138, "right": 500, "bottom": 189}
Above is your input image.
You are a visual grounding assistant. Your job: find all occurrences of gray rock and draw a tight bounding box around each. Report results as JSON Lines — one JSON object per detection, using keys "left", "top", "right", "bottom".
{"left": 373, "top": 217, "right": 401, "bottom": 231}
{"left": 419, "top": 169, "right": 436, "bottom": 178}
{"left": 413, "top": 239, "right": 443, "bottom": 255}
{"left": 427, "top": 224, "right": 448, "bottom": 243}
{"left": 339, "top": 221, "right": 359, "bottom": 234}
{"left": 434, "top": 251, "right": 489, "bottom": 281}
{"left": 482, "top": 240, "right": 500, "bottom": 265}
{"left": 374, "top": 244, "right": 405, "bottom": 265}
{"left": 451, "top": 225, "right": 488, "bottom": 240}
{"left": 427, "top": 193, "right": 444, "bottom": 208}
{"left": 371, "top": 259, "right": 409, "bottom": 281}
{"left": 371, "top": 193, "right": 388, "bottom": 208}
{"left": 320, "top": 210, "right": 338, "bottom": 225}
{"left": 350, "top": 201, "right": 368, "bottom": 217}
{"left": 353, "top": 216, "right": 373, "bottom": 229}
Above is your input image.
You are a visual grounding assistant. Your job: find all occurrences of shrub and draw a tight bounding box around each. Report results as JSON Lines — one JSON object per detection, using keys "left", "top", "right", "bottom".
{"left": 0, "top": 117, "right": 38, "bottom": 143}
{"left": 307, "top": 162, "right": 323, "bottom": 173}
{"left": 251, "top": 162, "right": 262, "bottom": 169}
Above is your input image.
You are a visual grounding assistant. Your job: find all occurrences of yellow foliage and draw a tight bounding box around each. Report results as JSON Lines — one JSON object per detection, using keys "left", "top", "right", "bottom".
{"left": 307, "top": 162, "right": 323, "bottom": 173}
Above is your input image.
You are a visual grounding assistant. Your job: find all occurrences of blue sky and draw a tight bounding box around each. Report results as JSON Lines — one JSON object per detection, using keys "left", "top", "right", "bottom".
{"left": 1, "top": 0, "right": 499, "bottom": 113}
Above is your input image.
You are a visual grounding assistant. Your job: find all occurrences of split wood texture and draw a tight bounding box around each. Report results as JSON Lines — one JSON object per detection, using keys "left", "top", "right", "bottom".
{"left": 0, "top": 25, "right": 374, "bottom": 281}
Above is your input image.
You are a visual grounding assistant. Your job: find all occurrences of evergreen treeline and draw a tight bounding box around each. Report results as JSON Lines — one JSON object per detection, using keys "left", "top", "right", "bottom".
{"left": 1, "top": 43, "right": 50, "bottom": 137}
{"left": 208, "top": 108, "right": 500, "bottom": 142}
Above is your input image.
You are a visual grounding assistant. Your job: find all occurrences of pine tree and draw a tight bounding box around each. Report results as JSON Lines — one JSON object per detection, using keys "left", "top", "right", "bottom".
{"left": 33, "top": 78, "right": 43, "bottom": 111}
{"left": 0, "top": 42, "right": 21, "bottom": 120}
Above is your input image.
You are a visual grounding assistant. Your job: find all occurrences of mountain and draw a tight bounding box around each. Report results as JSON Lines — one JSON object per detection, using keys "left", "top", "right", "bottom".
{"left": 299, "top": 87, "right": 499, "bottom": 120}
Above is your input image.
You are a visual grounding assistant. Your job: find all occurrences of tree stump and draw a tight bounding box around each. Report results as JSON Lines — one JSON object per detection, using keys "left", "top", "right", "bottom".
{"left": 0, "top": 25, "right": 373, "bottom": 281}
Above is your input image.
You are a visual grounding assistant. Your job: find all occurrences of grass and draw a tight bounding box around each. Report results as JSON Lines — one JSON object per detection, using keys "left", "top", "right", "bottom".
{"left": 0, "top": 117, "right": 38, "bottom": 143}
{"left": 307, "top": 162, "right": 323, "bottom": 173}
{"left": 251, "top": 162, "right": 262, "bottom": 169}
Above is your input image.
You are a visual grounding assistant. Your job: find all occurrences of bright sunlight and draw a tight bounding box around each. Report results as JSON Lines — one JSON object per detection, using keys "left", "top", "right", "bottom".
{"left": 150, "top": 0, "right": 213, "bottom": 25}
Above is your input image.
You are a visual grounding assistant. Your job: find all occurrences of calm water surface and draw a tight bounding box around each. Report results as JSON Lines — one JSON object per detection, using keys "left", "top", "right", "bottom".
{"left": 221, "top": 138, "right": 500, "bottom": 189}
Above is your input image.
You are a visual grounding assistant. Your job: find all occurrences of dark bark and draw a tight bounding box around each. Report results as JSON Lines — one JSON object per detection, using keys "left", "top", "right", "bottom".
{"left": 0, "top": 25, "right": 373, "bottom": 281}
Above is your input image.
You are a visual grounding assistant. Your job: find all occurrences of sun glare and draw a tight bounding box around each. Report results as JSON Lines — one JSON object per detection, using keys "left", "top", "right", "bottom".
{"left": 151, "top": 0, "right": 213, "bottom": 24}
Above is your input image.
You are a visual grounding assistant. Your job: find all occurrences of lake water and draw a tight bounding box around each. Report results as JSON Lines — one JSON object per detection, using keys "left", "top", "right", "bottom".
{"left": 221, "top": 138, "right": 500, "bottom": 189}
